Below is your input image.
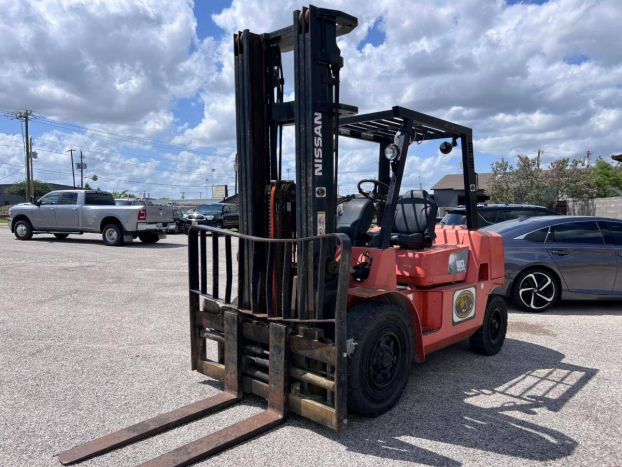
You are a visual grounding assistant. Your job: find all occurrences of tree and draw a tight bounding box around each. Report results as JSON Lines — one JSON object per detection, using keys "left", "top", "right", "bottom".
{"left": 543, "top": 158, "right": 597, "bottom": 208}
{"left": 5, "top": 179, "right": 53, "bottom": 199}
{"left": 111, "top": 190, "right": 135, "bottom": 198}
{"left": 488, "top": 156, "right": 548, "bottom": 206}
{"left": 592, "top": 158, "right": 622, "bottom": 197}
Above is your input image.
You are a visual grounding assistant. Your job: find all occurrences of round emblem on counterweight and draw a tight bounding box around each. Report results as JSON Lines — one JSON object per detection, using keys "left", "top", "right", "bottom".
{"left": 455, "top": 290, "right": 475, "bottom": 319}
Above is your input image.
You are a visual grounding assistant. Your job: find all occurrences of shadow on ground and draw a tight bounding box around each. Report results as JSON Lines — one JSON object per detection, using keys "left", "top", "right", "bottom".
{"left": 310, "top": 338, "right": 596, "bottom": 465}
{"left": 198, "top": 338, "right": 595, "bottom": 465}
{"left": 26, "top": 236, "right": 187, "bottom": 248}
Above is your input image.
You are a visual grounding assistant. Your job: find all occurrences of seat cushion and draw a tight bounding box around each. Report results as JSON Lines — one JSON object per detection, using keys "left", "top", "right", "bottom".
{"left": 336, "top": 198, "right": 375, "bottom": 246}
{"left": 390, "top": 232, "right": 425, "bottom": 248}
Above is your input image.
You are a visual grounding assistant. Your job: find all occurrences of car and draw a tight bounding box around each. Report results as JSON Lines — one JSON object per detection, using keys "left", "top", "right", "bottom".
{"left": 167, "top": 208, "right": 187, "bottom": 234}
{"left": 9, "top": 190, "right": 173, "bottom": 246}
{"left": 194, "top": 203, "right": 239, "bottom": 230}
{"left": 482, "top": 215, "right": 622, "bottom": 312}
{"left": 440, "top": 204, "right": 559, "bottom": 227}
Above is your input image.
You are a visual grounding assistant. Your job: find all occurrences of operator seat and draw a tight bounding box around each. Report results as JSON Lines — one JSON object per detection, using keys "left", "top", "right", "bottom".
{"left": 392, "top": 190, "right": 438, "bottom": 248}
{"left": 336, "top": 198, "right": 375, "bottom": 246}
{"left": 368, "top": 190, "right": 438, "bottom": 249}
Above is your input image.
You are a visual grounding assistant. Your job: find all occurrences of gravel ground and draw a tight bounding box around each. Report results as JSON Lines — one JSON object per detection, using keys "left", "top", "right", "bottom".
{"left": 1, "top": 227, "right": 622, "bottom": 467}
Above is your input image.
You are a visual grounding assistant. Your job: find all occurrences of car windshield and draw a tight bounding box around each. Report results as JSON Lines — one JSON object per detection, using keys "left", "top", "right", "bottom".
{"left": 440, "top": 212, "right": 466, "bottom": 225}
{"left": 196, "top": 205, "right": 222, "bottom": 214}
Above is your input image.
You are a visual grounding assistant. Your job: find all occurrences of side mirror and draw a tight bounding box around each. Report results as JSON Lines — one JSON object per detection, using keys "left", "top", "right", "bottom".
{"left": 31, "top": 196, "right": 40, "bottom": 206}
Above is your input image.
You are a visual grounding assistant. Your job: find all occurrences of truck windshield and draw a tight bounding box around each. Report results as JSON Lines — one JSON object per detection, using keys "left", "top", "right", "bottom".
{"left": 196, "top": 205, "right": 222, "bottom": 214}
{"left": 85, "top": 193, "right": 115, "bottom": 205}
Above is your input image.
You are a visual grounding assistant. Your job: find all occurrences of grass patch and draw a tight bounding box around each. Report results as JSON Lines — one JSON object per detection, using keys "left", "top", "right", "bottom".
{"left": 0, "top": 219, "right": 9, "bottom": 225}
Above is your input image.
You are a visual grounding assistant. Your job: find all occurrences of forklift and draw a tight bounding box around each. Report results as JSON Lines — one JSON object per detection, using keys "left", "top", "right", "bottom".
{"left": 58, "top": 5, "right": 507, "bottom": 466}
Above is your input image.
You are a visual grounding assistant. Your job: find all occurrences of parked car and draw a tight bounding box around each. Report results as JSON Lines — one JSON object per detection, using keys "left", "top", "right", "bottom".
{"left": 483, "top": 215, "right": 622, "bottom": 312}
{"left": 168, "top": 208, "right": 187, "bottom": 234}
{"left": 194, "top": 203, "right": 239, "bottom": 229}
{"left": 9, "top": 190, "right": 173, "bottom": 246}
{"left": 440, "top": 204, "right": 558, "bottom": 227}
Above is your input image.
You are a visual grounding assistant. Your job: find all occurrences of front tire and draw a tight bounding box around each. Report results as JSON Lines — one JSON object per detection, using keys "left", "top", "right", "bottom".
{"left": 512, "top": 268, "right": 559, "bottom": 312}
{"left": 102, "top": 223, "right": 125, "bottom": 247}
{"left": 346, "top": 302, "right": 413, "bottom": 417}
{"left": 54, "top": 233, "right": 69, "bottom": 239}
{"left": 138, "top": 232, "right": 160, "bottom": 244}
{"left": 469, "top": 296, "right": 508, "bottom": 356}
{"left": 14, "top": 219, "right": 33, "bottom": 240}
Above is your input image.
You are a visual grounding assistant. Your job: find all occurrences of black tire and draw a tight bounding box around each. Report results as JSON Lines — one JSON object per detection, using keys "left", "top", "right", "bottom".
{"left": 346, "top": 301, "right": 413, "bottom": 417}
{"left": 469, "top": 296, "right": 508, "bottom": 356}
{"left": 512, "top": 268, "right": 559, "bottom": 312}
{"left": 13, "top": 219, "right": 33, "bottom": 240}
{"left": 101, "top": 223, "right": 125, "bottom": 247}
{"left": 53, "top": 233, "right": 69, "bottom": 239}
{"left": 138, "top": 232, "right": 160, "bottom": 244}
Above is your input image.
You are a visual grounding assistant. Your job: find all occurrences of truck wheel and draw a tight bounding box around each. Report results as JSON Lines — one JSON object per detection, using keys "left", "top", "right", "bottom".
{"left": 14, "top": 219, "right": 33, "bottom": 240}
{"left": 346, "top": 301, "right": 413, "bottom": 417}
{"left": 102, "top": 223, "right": 125, "bottom": 246}
{"left": 469, "top": 296, "right": 508, "bottom": 356}
{"left": 54, "top": 234, "right": 69, "bottom": 239}
{"left": 138, "top": 233, "right": 160, "bottom": 244}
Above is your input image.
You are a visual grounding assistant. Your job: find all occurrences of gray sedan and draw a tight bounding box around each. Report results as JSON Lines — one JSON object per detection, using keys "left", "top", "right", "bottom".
{"left": 482, "top": 215, "right": 622, "bottom": 312}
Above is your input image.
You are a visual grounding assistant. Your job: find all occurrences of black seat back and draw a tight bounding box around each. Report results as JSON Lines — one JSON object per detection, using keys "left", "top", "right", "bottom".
{"left": 336, "top": 198, "right": 374, "bottom": 246}
{"left": 392, "top": 190, "right": 438, "bottom": 248}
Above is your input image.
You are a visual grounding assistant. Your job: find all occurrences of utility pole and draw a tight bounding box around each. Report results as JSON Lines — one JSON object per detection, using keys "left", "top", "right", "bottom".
{"left": 418, "top": 175, "right": 423, "bottom": 191}
{"left": 79, "top": 151, "right": 85, "bottom": 188}
{"left": 199, "top": 192, "right": 202, "bottom": 199}
{"left": 211, "top": 168, "right": 215, "bottom": 197}
{"left": 181, "top": 192, "right": 185, "bottom": 200}
{"left": 286, "top": 167, "right": 291, "bottom": 180}
{"left": 66, "top": 149, "right": 76, "bottom": 188}
{"left": 586, "top": 150, "right": 593, "bottom": 167}
{"left": 536, "top": 148, "right": 543, "bottom": 169}
{"left": 205, "top": 178, "right": 209, "bottom": 199}
{"left": 4, "top": 110, "right": 38, "bottom": 199}
{"left": 29, "top": 137, "right": 35, "bottom": 196}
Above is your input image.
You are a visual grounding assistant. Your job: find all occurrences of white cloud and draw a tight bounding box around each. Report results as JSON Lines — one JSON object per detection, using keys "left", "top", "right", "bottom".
{"left": 2, "top": 0, "right": 622, "bottom": 196}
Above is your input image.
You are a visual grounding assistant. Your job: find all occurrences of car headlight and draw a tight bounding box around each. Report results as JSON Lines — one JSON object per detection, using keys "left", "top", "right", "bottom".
{"left": 206, "top": 215, "right": 214, "bottom": 220}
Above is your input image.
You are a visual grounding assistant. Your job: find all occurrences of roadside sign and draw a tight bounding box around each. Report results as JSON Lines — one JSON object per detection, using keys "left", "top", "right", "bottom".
{"left": 212, "top": 184, "right": 228, "bottom": 199}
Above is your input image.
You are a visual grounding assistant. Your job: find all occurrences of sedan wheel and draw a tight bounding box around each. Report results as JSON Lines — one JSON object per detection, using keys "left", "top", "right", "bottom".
{"left": 513, "top": 269, "right": 558, "bottom": 312}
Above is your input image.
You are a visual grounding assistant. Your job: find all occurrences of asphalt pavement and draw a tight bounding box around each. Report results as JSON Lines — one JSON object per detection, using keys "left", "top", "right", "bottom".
{"left": 1, "top": 227, "right": 621, "bottom": 466}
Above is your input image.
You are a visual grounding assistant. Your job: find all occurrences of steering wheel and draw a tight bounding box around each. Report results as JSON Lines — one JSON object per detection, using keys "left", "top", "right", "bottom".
{"left": 357, "top": 179, "right": 390, "bottom": 203}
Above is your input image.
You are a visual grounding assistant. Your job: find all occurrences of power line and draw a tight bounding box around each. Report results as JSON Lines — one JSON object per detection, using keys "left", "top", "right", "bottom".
{"left": 0, "top": 165, "right": 26, "bottom": 180}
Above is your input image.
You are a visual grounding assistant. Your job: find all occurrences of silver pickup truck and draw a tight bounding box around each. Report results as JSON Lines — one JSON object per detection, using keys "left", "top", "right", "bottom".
{"left": 9, "top": 190, "right": 173, "bottom": 246}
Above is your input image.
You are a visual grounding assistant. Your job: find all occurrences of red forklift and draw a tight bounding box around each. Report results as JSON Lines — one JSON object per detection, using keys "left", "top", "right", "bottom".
{"left": 58, "top": 5, "right": 506, "bottom": 466}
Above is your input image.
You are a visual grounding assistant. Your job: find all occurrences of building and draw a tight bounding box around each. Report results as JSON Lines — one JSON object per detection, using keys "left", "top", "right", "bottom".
{"left": 0, "top": 183, "right": 76, "bottom": 206}
{"left": 431, "top": 173, "right": 492, "bottom": 208}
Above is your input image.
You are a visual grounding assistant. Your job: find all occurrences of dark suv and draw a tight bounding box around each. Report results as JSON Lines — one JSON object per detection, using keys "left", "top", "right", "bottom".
{"left": 440, "top": 204, "right": 559, "bottom": 227}
{"left": 190, "top": 203, "right": 239, "bottom": 230}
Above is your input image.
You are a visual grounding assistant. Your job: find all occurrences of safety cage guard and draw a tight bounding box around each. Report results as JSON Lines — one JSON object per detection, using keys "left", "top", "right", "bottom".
{"left": 188, "top": 225, "right": 352, "bottom": 430}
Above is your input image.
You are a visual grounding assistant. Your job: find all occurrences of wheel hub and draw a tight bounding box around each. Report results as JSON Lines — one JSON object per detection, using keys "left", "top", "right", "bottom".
{"left": 368, "top": 333, "right": 400, "bottom": 390}
{"left": 105, "top": 229, "right": 118, "bottom": 243}
{"left": 16, "top": 224, "right": 27, "bottom": 237}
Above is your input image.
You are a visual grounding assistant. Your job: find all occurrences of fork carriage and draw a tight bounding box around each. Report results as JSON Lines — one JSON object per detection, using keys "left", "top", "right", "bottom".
{"left": 189, "top": 225, "right": 352, "bottom": 431}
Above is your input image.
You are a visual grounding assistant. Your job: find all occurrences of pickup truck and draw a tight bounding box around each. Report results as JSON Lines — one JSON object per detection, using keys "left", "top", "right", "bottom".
{"left": 9, "top": 190, "right": 173, "bottom": 246}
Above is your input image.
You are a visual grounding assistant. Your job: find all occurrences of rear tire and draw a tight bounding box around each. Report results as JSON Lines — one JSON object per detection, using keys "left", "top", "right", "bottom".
{"left": 14, "top": 219, "right": 33, "bottom": 240}
{"left": 138, "top": 233, "right": 160, "bottom": 244}
{"left": 469, "top": 296, "right": 508, "bottom": 356}
{"left": 102, "top": 223, "right": 125, "bottom": 247}
{"left": 53, "top": 234, "right": 69, "bottom": 239}
{"left": 346, "top": 301, "right": 413, "bottom": 417}
{"left": 512, "top": 268, "right": 559, "bottom": 312}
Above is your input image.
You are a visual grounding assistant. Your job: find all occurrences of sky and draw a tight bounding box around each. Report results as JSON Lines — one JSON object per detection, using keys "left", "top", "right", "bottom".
{"left": 1, "top": 0, "right": 621, "bottom": 199}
